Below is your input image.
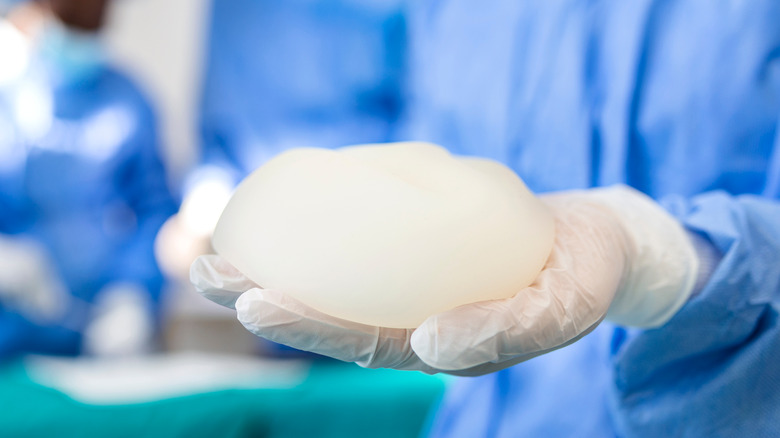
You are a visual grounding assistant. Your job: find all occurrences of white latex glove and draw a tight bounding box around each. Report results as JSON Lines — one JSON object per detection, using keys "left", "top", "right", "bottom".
{"left": 0, "top": 235, "right": 68, "bottom": 322}
{"left": 190, "top": 185, "right": 699, "bottom": 375}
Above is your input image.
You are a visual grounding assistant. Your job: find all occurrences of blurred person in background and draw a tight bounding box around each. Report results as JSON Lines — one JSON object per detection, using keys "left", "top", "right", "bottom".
{"left": 0, "top": 0, "right": 176, "bottom": 359}
{"left": 192, "top": 1, "right": 780, "bottom": 436}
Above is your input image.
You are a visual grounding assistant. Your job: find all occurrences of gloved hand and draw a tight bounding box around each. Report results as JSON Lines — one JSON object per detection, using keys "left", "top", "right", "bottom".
{"left": 190, "top": 185, "right": 699, "bottom": 375}
{"left": 0, "top": 235, "right": 68, "bottom": 322}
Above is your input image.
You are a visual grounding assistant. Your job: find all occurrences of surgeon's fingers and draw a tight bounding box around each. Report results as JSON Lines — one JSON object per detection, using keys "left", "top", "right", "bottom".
{"left": 235, "top": 288, "right": 435, "bottom": 372}
{"left": 190, "top": 255, "right": 257, "bottom": 309}
{"left": 410, "top": 264, "right": 601, "bottom": 371}
{"left": 411, "top": 205, "right": 621, "bottom": 371}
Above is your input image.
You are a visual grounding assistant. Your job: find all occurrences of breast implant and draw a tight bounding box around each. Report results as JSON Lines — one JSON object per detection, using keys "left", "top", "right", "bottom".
{"left": 212, "top": 142, "right": 554, "bottom": 328}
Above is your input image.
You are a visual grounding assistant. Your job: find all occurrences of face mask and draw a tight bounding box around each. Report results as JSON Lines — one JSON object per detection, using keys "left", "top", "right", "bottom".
{"left": 36, "top": 18, "right": 105, "bottom": 85}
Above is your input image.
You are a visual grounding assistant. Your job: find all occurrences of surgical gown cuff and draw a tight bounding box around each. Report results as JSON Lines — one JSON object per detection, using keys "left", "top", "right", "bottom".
{"left": 597, "top": 185, "right": 699, "bottom": 328}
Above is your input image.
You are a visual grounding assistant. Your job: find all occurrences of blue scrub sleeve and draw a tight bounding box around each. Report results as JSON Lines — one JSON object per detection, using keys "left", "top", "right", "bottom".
{"left": 609, "top": 192, "right": 780, "bottom": 437}
{"left": 111, "top": 106, "right": 177, "bottom": 303}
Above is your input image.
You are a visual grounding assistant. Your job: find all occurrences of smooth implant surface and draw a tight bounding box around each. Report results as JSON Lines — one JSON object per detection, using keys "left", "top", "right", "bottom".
{"left": 213, "top": 142, "right": 554, "bottom": 328}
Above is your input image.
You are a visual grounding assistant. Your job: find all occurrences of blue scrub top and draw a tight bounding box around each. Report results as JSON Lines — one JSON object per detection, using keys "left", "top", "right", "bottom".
{"left": 400, "top": 1, "right": 780, "bottom": 437}
{"left": 0, "top": 58, "right": 176, "bottom": 356}
{"left": 199, "top": 0, "right": 406, "bottom": 180}
{"left": 200, "top": 0, "right": 780, "bottom": 435}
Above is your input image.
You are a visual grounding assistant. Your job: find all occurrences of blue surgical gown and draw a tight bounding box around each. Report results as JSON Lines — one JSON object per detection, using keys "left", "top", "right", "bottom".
{"left": 200, "top": 0, "right": 780, "bottom": 435}
{"left": 199, "top": 0, "right": 406, "bottom": 179}
{"left": 398, "top": 1, "right": 780, "bottom": 437}
{"left": 0, "top": 60, "right": 176, "bottom": 356}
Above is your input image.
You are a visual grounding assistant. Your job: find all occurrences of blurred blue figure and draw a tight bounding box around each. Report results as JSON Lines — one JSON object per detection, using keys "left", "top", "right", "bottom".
{"left": 197, "top": 0, "right": 405, "bottom": 184}
{"left": 0, "top": 0, "right": 176, "bottom": 358}
{"left": 401, "top": 1, "right": 780, "bottom": 437}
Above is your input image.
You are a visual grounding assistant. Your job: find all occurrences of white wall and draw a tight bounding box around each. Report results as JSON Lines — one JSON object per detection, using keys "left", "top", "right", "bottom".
{"left": 104, "top": 0, "right": 211, "bottom": 188}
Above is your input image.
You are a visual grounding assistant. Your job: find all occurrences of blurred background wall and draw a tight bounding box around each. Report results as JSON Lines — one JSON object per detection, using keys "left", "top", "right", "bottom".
{"left": 104, "top": 0, "right": 209, "bottom": 188}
